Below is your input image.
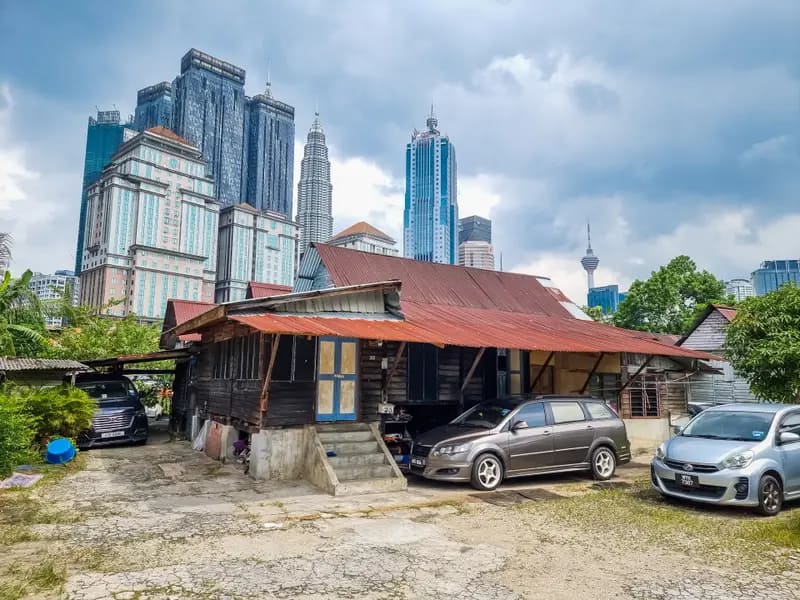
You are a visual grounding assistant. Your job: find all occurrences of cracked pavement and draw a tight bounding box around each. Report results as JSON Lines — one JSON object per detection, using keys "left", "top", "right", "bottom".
{"left": 6, "top": 423, "right": 799, "bottom": 599}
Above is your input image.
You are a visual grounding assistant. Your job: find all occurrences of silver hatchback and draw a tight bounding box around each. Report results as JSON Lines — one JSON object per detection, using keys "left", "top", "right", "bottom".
{"left": 651, "top": 403, "right": 800, "bottom": 515}
{"left": 410, "top": 396, "right": 631, "bottom": 491}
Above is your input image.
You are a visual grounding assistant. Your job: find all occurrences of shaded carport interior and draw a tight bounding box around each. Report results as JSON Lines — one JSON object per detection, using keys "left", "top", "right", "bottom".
{"left": 82, "top": 349, "right": 194, "bottom": 375}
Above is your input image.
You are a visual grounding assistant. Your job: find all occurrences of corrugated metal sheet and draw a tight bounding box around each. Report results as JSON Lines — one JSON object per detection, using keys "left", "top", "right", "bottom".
{"left": 246, "top": 282, "right": 293, "bottom": 299}
{"left": 0, "top": 358, "right": 88, "bottom": 371}
{"left": 313, "top": 244, "right": 574, "bottom": 318}
{"left": 167, "top": 299, "right": 216, "bottom": 343}
{"left": 716, "top": 306, "right": 737, "bottom": 322}
{"left": 231, "top": 301, "right": 717, "bottom": 359}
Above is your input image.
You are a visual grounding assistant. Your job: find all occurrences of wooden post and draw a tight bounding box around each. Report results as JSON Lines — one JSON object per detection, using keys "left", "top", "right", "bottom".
{"left": 459, "top": 347, "right": 486, "bottom": 412}
{"left": 259, "top": 334, "right": 281, "bottom": 428}
{"left": 529, "top": 351, "right": 555, "bottom": 393}
{"left": 580, "top": 353, "right": 605, "bottom": 394}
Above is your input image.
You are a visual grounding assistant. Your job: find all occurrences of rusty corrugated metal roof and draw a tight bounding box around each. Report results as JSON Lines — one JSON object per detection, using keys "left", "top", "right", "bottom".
{"left": 715, "top": 305, "right": 737, "bottom": 322}
{"left": 314, "top": 244, "right": 573, "bottom": 318}
{"left": 246, "top": 282, "right": 293, "bottom": 299}
{"left": 164, "top": 299, "right": 216, "bottom": 343}
{"left": 231, "top": 301, "right": 717, "bottom": 359}
{"left": 0, "top": 358, "right": 88, "bottom": 372}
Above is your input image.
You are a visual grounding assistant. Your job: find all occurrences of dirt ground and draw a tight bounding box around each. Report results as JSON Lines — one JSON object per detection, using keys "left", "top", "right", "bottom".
{"left": 3, "top": 422, "right": 799, "bottom": 600}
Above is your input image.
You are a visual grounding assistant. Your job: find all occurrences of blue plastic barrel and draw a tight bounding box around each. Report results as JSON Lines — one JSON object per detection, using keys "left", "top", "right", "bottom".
{"left": 45, "top": 438, "right": 76, "bottom": 464}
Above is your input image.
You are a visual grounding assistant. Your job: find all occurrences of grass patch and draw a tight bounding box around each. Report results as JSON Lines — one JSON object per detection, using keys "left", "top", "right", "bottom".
{"left": 516, "top": 478, "right": 800, "bottom": 570}
{"left": 0, "top": 559, "right": 67, "bottom": 600}
{"left": 27, "top": 559, "right": 67, "bottom": 589}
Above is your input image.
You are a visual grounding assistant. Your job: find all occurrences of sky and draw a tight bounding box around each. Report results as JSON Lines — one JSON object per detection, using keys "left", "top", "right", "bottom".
{"left": 0, "top": 0, "right": 797, "bottom": 304}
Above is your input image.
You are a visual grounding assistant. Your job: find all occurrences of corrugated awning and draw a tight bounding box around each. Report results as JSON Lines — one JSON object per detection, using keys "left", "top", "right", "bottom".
{"left": 230, "top": 301, "right": 718, "bottom": 360}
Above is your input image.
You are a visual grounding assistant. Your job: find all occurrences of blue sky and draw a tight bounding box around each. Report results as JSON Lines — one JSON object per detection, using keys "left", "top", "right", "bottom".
{"left": 0, "top": 0, "right": 797, "bottom": 302}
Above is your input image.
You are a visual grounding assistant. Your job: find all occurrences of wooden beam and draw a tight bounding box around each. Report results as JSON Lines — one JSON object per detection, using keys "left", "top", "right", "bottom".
{"left": 460, "top": 347, "right": 486, "bottom": 393}
{"left": 385, "top": 342, "right": 407, "bottom": 389}
{"left": 259, "top": 334, "right": 281, "bottom": 427}
{"left": 579, "top": 353, "right": 605, "bottom": 394}
{"left": 121, "top": 369, "right": 176, "bottom": 375}
{"left": 619, "top": 355, "right": 655, "bottom": 392}
{"left": 530, "top": 351, "right": 555, "bottom": 393}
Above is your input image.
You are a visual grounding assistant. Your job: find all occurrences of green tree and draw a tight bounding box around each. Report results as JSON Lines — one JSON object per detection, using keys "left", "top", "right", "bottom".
{"left": 726, "top": 284, "right": 800, "bottom": 403}
{"left": 613, "top": 256, "right": 726, "bottom": 335}
{"left": 582, "top": 305, "right": 614, "bottom": 324}
{"left": 44, "top": 309, "right": 162, "bottom": 361}
{"left": 0, "top": 270, "right": 47, "bottom": 356}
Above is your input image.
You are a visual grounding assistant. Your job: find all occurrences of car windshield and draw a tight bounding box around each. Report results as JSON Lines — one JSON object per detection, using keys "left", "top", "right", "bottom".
{"left": 78, "top": 381, "right": 136, "bottom": 402}
{"left": 681, "top": 410, "right": 774, "bottom": 442}
{"left": 451, "top": 403, "right": 514, "bottom": 429}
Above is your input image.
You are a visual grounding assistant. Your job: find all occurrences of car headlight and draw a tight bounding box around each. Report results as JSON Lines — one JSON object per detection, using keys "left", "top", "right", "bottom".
{"left": 432, "top": 443, "right": 470, "bottom": 456}
{"left": 655, "top": 445, "right": 666, "bottom": 460}
{"left": 722, "top": 450, "right": 754, "bottom": 470}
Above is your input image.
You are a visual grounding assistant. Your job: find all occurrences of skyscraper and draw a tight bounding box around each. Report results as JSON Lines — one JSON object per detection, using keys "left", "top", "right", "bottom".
{"left": 173, "top": 49, "right": 246, "bottom": 206}
{"left": 79, "top": 127, "right": 219, "bottom": 320}
{"left": 725, "top": 278, "right": 755, "bottom": 302}
{"left": 134, "top": 82, "right": 173, "bottom": 131}
{"left": 587, "top": 284, "right": 626, "bottom": 315}
{"left": 751, "top": 260, "right": 800, "bottom": 296}
{"left": 74, "top": 110, "right": 136, "bottom": 275}
{"left": 580, "top": 222, "right": 599, "bottom": 290}
{"left": 242, "top": 82, "right": 295, "bottom": 216}
{"left": 29, "top": 270, "right": 79, "bottom": 327}
{"left": 404, "top": 107, "right": 458, "bottom": 264}
{"left": 458, "top": 241, "right": 495, "bottom": 270}
{"left": 458, "top": 215, "right": 491, "bottom": 244}
{"left": 296, "top": 112, "right": 333, "bottom": 255}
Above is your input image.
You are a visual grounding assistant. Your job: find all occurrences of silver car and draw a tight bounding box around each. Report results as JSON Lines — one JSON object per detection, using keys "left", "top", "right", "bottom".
{"left": 651, "top": 403, "right": 800, "bottom": 515}
{"left": 410, "top": 396, "right": 632, "bottom": 491}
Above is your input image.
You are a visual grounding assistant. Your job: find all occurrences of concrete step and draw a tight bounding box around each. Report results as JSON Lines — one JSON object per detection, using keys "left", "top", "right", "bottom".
{"left": 324, "top": 441, "right": 379, "bottom": 455}
{"left": 328, "top": 453, "right": 387, "bottom": 467}
{"left": 315, "top": 423, "right": 371, "bottom": 434}
{"left": 334, "top": 464, "right": 395, "bottom": 481}
{"left": 318, "top": 430, "right": 374, "bottom": 443}
{"left": 334, "top": 475, "right": 408, "bottom": 496}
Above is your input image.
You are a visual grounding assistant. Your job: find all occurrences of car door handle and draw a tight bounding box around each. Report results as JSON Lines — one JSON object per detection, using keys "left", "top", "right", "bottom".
{"left": 586, "top": 425, "right": 594, "bottom": 430}
{"left": 541, "top": 430, "right": 551, "bottom": 436}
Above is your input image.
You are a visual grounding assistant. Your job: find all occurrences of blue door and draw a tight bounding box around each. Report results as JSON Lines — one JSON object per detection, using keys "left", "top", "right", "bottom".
{"left": 316, "top": 337, "right": 358, "bottom": 421}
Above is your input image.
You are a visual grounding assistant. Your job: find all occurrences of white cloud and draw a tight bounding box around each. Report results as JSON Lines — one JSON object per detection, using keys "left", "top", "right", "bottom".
{"left": 0, "top": 85, "right": 38, "bottom": 211}
{"left": 739, "top": 134, "right": 798, "bottom": 166}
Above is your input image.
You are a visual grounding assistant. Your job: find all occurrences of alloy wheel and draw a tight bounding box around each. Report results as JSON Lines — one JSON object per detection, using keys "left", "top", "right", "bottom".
{"left": 762, "top": 479, "right": 781, "bottom": 514}
{"left": 477, "top": 457, "right": 501, "bottom": 488}
{"left": 594, "top": 449, "right": 615, "bottom": 479}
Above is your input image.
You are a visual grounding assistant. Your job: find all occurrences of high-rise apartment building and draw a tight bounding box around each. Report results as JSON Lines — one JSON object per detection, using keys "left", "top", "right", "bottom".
{"left": 458, "top": 241, "right": 495, "bottom": 270}
{"left": 458, "top": 215, "right": 491, "bottom": 244}
{"left": 243, "top": 83, "right": 295, "bottom": 216}
{"left": 29, "top": 270, "right": 79, "bottom": 328}
{"left": 328, "top": 222, "right": 398, "bottom": 256}
{"left": 173, "top": 49, "right": 246, "bottom": 206}
{"left": 215, "top": 203, "right": 299, "bottom": 302}
{"left": 752, "top": 260, "right": 800, "bottom": 296}
{"left": 74, "top": 110, "right": 137, "bottom": 275}
{"left": 296, "top": 112, "right": 333, "bottom": 255}
{"left": 403, "top": 108, "right": 458, "bottom": 264}
{"left": 725, "top": 278, "right": 755, "bottom": 302}
{"left": 79, "top": 127, "right": 219, "bottom": 320}
{"left": 134, "top": 82, "right": 173, "bottom": 131}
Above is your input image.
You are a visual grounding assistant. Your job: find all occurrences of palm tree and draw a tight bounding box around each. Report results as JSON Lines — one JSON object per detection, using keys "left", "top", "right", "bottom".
{"left": 0, "top": 270, "right": 46, "bottom": 356}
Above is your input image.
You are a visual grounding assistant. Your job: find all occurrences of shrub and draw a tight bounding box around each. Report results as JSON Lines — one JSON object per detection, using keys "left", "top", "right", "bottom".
{"left": 0, "top": 395, "right": 35, "bottom": 477}
{"left": 0, "top": 385, "right": 97, "bottom": 448}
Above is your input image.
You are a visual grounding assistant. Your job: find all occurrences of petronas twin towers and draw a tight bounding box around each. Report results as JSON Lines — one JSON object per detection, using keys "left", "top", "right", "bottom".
{"left": 296, "top": 111, "right": 333, "bottom": 255}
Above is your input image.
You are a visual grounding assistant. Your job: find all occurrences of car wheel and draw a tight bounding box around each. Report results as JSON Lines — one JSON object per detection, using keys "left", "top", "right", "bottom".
{"left": 470, "top": 453, "right": 504, "bottom": 491}
{"left": 591, "top": 447, "right": 616, "bottom": 481}
{"left": 757, "top": 474, "right": 782, "bottom": 516}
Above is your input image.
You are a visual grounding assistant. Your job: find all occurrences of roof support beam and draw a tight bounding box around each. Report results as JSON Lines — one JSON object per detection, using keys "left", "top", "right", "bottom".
{"left": 530, "top": 351, "right": 555, "bottom": 393}
{"left": 461, "top": 348, "right": 486, "bottom": 394}
{"left": 619, "top": 355, "right": 655, "bottom": 392}
{"left": 384, "top": 342, "right": 407, "bottom": 397}
{"left": 259, "top": 334, "right": 281, "bottom": 428}
{"left": 579, "top": 353, "right": 605, "bottom": 394}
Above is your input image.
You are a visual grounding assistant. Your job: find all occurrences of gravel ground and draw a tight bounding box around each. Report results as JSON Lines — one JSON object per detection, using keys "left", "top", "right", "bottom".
{"left": 3, "top": 424, "right": 798, "bottom": 600}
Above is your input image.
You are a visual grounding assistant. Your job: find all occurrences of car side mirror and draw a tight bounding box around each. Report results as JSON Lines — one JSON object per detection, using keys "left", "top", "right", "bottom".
{"left": 672, "top": 425, "right": 684, "bottom": 436}
{"left": 779, "top": 431, "right": 800, "bottom": 445}
{"left": 511, "top": 420, "right": 529, "bottom": 432}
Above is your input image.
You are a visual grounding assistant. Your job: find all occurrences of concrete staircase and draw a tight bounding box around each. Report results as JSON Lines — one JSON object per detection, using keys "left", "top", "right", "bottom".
{"left": 313, "top": 423, "right": 407, "bottom": 495}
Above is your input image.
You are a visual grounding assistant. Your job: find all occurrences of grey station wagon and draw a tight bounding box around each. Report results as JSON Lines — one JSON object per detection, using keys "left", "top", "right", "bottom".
{"left": 652, "top": 403, "right": 800, "bottom": 515}
{"left": 411, "top": 396, "right": 632, "bottom": 490}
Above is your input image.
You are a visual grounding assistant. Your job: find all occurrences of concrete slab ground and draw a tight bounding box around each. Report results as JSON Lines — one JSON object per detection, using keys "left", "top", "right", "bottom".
{"left": 4, "top": 420, "right": 798, "bottom": 600}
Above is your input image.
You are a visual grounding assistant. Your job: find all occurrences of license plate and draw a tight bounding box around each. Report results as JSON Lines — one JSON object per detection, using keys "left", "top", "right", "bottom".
{"left": 677, "top": 474, "right": 699, "bottom": 488}
{"left": 411, "top": 457, "right": 425, "bottom": 467}
{"left": 101, "top": 431, "right": 125, "bottom": 439}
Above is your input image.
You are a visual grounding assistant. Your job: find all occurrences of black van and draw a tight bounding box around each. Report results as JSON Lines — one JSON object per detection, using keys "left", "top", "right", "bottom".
{"left": 73, "top": 373, "right": 149, "bottom": 448}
